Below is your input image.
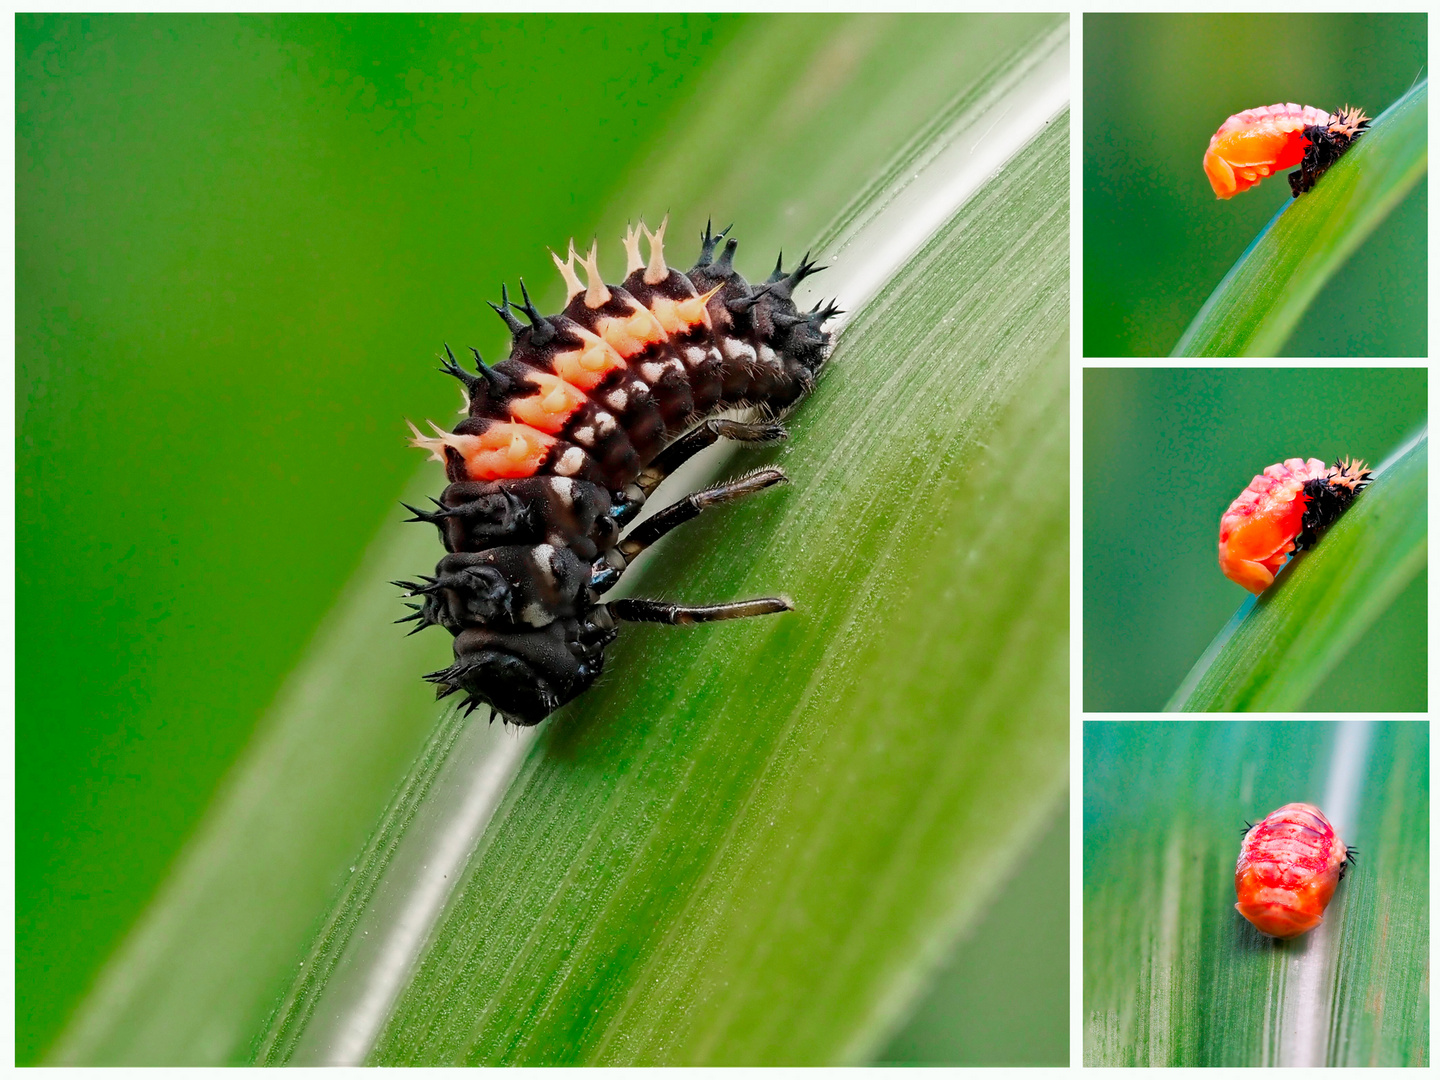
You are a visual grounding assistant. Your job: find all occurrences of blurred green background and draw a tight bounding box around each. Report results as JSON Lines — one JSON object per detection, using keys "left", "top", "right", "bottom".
{"left": 16, "top": 13, "right": 745, "bottom": 1062}
{"left": 1084, "top": 720, "right": 1428, "bottom": 1066}
{"left": 18, "top": 13, "right": 1067, "bottom": 1064}
{"left": 1083, "top": 367, "right": 1426, "bottom": 711}
{"left": 1084, "top": 13, "right": 1427, "bottom": 356}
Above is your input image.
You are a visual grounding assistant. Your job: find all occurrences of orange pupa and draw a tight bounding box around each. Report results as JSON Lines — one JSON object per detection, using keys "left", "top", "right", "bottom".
{"left": 1236, "top": 803, "right": 1352, "bottom": 939}
{"left": 1218, "top": 457, "right": 1372, "bottom": 594}
{"left": 1204, "top": 103, "right": 1370, "bottom": 199}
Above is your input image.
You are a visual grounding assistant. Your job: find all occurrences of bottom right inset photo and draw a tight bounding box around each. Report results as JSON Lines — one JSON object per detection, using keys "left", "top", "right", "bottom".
{"left": 1083, "top": 719, "right": 1428, "bottom": 1067}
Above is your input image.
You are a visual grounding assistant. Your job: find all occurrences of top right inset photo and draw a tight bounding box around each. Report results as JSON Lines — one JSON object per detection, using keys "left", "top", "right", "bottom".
{"left": 1084, "top": 12, "right": 1427, "bottom": 357}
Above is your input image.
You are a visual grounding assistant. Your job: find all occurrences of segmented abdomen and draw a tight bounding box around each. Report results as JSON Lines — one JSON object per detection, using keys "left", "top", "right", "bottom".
{"left": 410, "top": 219, "right": 831, "bottom": 494}
{"left": 1235, "top": 802, "right": 1349, "bottom": 939}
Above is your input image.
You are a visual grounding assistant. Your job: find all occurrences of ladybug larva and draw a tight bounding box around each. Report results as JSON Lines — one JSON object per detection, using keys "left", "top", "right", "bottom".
{"left": 396, "top": 218, "right": 838, "bottom": 725}
{"left": 1218, "top": 456, "right": 1372, "bottom": 594}
{"left": 1235, "top": 802, "right": 1355, "bottom": 939}
{"left": 1203, "top": 103, "right": 1370, "bottom": 199}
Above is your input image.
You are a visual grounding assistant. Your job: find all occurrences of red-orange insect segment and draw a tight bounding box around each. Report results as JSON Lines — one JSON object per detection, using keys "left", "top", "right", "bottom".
{"left": 1235, "top": 802, "right": 1349, "bottom": 939}
{"left": 1218, "top": 457, "right": 1327, "bottom": 593}
{"left": 1204, "top": 103, "right": 1370, "bottom": 199}
{"left": 1217, "top": 456, "right": 1372, "bottom": 594}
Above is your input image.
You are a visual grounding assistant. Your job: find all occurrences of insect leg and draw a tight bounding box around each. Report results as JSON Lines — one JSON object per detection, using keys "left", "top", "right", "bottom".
{"left": 608, "top": 596, "right": 793, "bottom": 625}
{"left": 637, "top": 418, "right": 788, "bottom": 496}
{"left": 620, "top": 468, "right": 787, "bottom": 559}
{"left": 589, "top": 469, "right": 787, "bottom": 595}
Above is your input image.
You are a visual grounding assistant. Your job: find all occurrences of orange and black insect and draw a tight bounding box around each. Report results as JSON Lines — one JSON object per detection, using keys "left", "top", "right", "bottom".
{"left": 1203, "top": 103, "right": 1371, "bottom": 199}
{"left": 1218, "top": 457, "right": 1372, "bottom": 594}
{"left": 1236, "top": 802, "right": 1355, "bottom": 939}
{"left": 396, "top": 219, "right": 838, "bottom": 725}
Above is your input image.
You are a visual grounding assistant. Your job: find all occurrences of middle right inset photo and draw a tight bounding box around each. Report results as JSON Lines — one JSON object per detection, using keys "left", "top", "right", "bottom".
{"left": 1083, "top": 366, "right": 1426, "bottom": 712}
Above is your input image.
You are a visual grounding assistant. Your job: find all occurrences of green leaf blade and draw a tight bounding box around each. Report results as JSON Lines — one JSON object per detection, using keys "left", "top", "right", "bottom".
{"left": 1172, "top": 81, "right": 1428, "bottom": 358}
{"left": 362, "top": 116, "right": 1069, "bottom": 1066}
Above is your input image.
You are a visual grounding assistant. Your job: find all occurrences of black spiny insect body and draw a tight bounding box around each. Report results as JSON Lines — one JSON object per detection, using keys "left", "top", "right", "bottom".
{"left": 396, "top": 218, "right": 839, "bottom": 725}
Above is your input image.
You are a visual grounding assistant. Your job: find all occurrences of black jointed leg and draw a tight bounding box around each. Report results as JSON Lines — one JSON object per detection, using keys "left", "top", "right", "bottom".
{"left": 617, "top": 468, "right": 788, "bottom": 562}
{"left": 638, "top": 418, "right": 788, "bottom": 496}
{"left": 608, "top": 596, "right": 793, "bottom": 625}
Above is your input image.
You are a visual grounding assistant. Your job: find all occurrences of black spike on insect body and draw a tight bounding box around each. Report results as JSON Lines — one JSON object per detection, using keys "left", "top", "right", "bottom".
{"left": 395, "top": 603, "right": 437, "bottom": 636}
{"left": 517, "top": 280, "right": 555, "bottom": 346}
{"left": 696, "top": 219, "right": 732, "bottom": 267}
{"left": 465, "top": 346, "right": 513, "bottom": 397}
{"left": 764, "top": 252, "right": 821, "bottom": 303}
{"left": 726, "top": 283, "right": 772, "bottom": 315}
{"left": 439, "top": 344, "right": 484, "bottom": 394}
{"left": 400, "top": 501, "right": 446, "bottom": 526}
{"left": 713, "top": 237, "right": 738, "bottom": 276}
{"left": 392, "top": 576, "right": 439, "bottom": 597}
{"left": 489, "top": 284, "right": 527, "bottom": 336}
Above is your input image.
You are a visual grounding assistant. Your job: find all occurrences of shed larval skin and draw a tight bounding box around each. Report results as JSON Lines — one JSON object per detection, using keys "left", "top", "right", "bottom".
{"left": 1235, "top": 802, "right": 1348, "bottom": 939}
{"left": 1218, "top": 457, "right": 1328, "bottom": 594}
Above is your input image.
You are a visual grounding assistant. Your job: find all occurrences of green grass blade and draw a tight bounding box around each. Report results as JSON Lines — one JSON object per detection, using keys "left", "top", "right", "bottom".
{"left": 359, "top": 119, "right": 1069, "bottom": 1065}
{"left": 1085, "top": 720, "right": 1429, "bottom": 1067}
{"left": 50, "top": 14, "right": 1068, "bottom": 1066}
{"left": 875, "top": 803, "right": 1070, "bottom": 1065}
{"left": 1167, "top": 430, "right": 1427, "bottom": 712}
{"left": 1171, "top": 81, "right": 1428, "bottom": 357}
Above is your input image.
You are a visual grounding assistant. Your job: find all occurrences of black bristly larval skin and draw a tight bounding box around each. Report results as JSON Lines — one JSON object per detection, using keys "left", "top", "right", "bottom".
{"left": 1289, "top": 106, "right": 1372, "bottom": 197}
{"left": 1295, "top": 457, "right": 1374, "bottom": 551}
{"left": 397, "top": 218, "right": 839, "bottom": 726}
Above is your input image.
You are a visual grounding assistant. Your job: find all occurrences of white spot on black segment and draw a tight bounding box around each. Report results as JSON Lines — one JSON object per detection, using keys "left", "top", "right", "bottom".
{"left": 723, "top": 338, "right": 757, "bottom": 364}
{"left": 640, "top": 362, "right": 665, "bottom": 383}
{"left": 552, "top": 477, "right": 576, "bottom": 507}
{"left": 666, "top": 358, "right": 685, "bottom": 374}
{"left": 606, "top": 389, "right": 628, "bottom": 411}
{"left": 595, "top": 411, "right": 617, "bottom": 435}
{"left": 684, "top": 346, "right": 707, "bottom": 366}
{"left": 520, "top": 602, "right": 549, "bottom": 627}
{"left": 556, "top": 447, "right": 585, "bottom": 476}
{"left": 531, "top": 544, "right": 558, "bottom": 587}
{"left": 758, "top": 344, "right": 780, "bottom": 370}
{"left": 573, "top": 427, "right": 595, "bottom": 447}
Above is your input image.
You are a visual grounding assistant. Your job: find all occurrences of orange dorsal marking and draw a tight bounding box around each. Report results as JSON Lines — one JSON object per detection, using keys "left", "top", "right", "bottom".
{"left": 649, "top": 286, "right": 719, "bottom": 335}
{"left": 596, "top": 300, "right": 669, "bottom": 357}
{"left": 464, "top": 422, "right": 556, "bottom": 480}
{"left": 508, "top": 371, "right": 587, "bottom": 433}
{"left": 550, "top": 329, "right": 627, "bottom": 391}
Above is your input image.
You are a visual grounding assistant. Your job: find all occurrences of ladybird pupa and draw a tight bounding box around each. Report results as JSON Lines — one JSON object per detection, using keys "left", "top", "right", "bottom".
{"left": 1235, "top": 802, "right": 1352, "bottom": 939}
{"left": 1218, "top": 456, "right": 1372, "bottom": 594}
{"left": 1203, "top": 103, "right": 1371, "bottom": 199}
